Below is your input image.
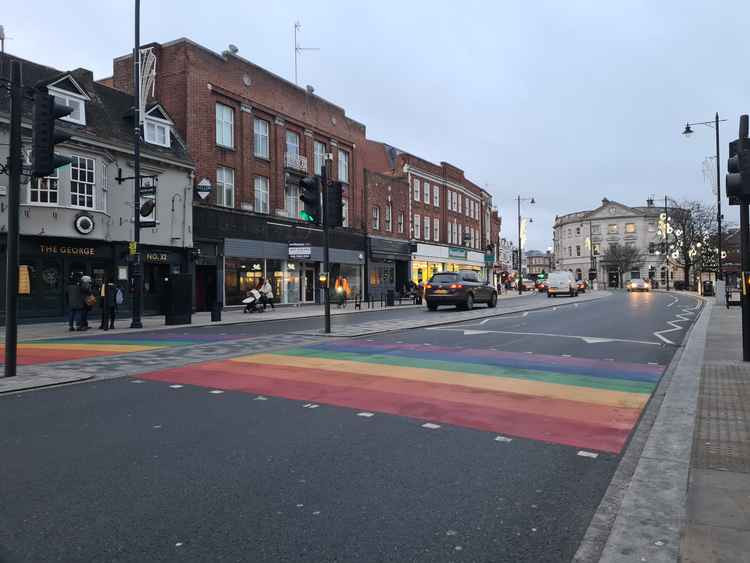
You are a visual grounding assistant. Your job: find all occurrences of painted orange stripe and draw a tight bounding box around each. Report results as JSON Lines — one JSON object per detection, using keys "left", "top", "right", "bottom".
{"left": 3, "top": 348, "right": 120, "bottom": 365}
{"left": 140, "top": 363, "right": 630, "bottom": 452}
{"left": 16, "top": 343, "right": 160, "bottom": 352}
{"left": 231, "top": 354, "right": 648, "bottom": 409}
{"left": 177, "top": 361, "right": 641, "bottom": 429}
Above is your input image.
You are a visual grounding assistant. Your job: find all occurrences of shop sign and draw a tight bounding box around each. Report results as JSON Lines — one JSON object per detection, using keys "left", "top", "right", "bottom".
{"left": 484, "top": 253, "right": 495, "bottom": 264}
{"left": 448, "top": 247, "right": 467, "bottom": 259}
{"left": 196, "top": 178, "right": 212, "bottom": 200}
{"left": 18, "top": 265, "right": 30, "bottom": 295}
{"left": 146, "top": 252, "right": 169, "bottom": 263}
{"left": 40, "top": 244, "right": 96, "bottom": 256}
{"left": 288, "top": 243, "right": 312, "bottom": 260}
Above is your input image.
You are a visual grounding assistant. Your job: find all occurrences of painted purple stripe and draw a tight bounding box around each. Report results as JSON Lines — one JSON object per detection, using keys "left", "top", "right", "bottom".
{"left": 309, "top": 341, "right": 664, "bottom": 380}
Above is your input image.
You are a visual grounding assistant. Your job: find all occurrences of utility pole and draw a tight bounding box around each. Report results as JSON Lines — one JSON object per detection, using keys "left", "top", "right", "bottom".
{"left": 3, "top": 60, "right": 22, "bottom": 378}
{"left": 322, "top": 158, "right": 331, "bottom": 334}
{"left": 738, "top": 115, "right": 750, "bottom": 361}
{"left": 715, "top": 112, "right": 723, "bottom": 280}
{"left": 130, "top": 0, "right": 143, "bottom": 328}
{"left": 517, "top": 195, "right": 522, "bottom": 295}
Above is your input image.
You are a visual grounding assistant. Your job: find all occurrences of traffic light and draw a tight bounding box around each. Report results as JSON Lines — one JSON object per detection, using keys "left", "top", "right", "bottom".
{"left": 325, "top": 181, "right": 344, "bottom": 228}
{"left": 726, "top": 138, "right": 750, "bottom": 203}
{"left": 298, "top": 175, "right": 321, "bottom": 223}
{"left": 32, "top": 88, "right": 73, "bottom": 178}
{"left": 537, "top": 271, "right": 546, "bottom": 280}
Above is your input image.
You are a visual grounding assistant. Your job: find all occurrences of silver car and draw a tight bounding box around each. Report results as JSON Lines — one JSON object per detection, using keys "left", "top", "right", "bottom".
{"left": 627, "top": 278, "right": 650, "bottom": 292}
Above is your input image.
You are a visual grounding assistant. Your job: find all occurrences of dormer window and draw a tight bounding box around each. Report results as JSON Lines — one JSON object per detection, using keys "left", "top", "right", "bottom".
{"left": 144, "top": 105, "right": 173, "bottom": 148}
{"left": 47, "top": 75, "right": 90, "bottom": 126}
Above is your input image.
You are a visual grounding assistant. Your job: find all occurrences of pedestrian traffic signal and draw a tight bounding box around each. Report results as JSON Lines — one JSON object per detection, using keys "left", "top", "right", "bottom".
{"left": 298, "top": 175, "right": 321, "bottom": 223}
{"left": 32, "top": 88, "right": 73, "bottom": 178}
{"left": 325, "top": 181, "right": 344, "bottom": 228}
{"left": 726, "top": 138, "right": 750, "bottom": 203}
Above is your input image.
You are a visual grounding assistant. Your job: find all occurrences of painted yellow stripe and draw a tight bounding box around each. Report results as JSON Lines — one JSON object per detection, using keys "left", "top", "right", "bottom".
{"left": 231, "top": 354, "right": 648, "bottom": 409}
{"left": 17, "top": 343, "right": 163, "bottom": 353}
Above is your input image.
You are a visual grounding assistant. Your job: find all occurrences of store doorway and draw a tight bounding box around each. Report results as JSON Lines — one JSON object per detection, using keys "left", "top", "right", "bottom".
{"left": 302, "top": 265, "right": 316, "bottom": 302}
{"left": 608, "top": 270, "right": 620, "bottom": 288}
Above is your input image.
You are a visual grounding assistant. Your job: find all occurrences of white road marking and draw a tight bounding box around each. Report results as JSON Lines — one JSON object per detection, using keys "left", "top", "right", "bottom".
{"left": 561, "top": 354, "right": 572, "bottom": 357}
{"left": 209, "top": 390, "right": 224, "bottom": 394}
{"left": 175, "top": 542, "right": 183, "bottom": 547}
{"left": 302, "top": 403, "right": 319, "bottom": 409}
{"left": 427, "top": 327, "right": 660, "bottom": 346}
{"left": 357, "top": 412, "right": 375, "bottom": 418}
{"left": 494, "top": 435, "right": 513, "bottom": 442}
{"left": 574, "top": 303, "right": 579, "bottom": 308}
{"left": 422, "top": 422, "right": 441, "bottom": 429}
{"left": 152, "top": 425, "right": 162, "bottom": 429}
{"left": 552, "top": 307, "right": 558, "bottom": 311}
{"left": 479, "top": 318, "right": 491, "bottom": 325}
{"left": 169, "top": 384, "right": 183, "bottom": 389}
{"left": 254, "top": 395, "right": 268, "bottom": 400}
{"left": 648, "top": 362, "right": 658, "bottom": 365}
{"left": 654, "top": 309, "right": 693, "bottom": 344}
{"left": 666, "top": 296, "right": 679, "bottom": 308}
{"left": 577, "top": 450, "right": 599, "bottom": 459}
{"left": 131, "top": 380, "right": 144, "bottom": 384}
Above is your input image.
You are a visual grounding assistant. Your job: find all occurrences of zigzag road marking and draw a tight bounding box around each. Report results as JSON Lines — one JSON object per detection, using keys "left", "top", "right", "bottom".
{"left": 653, "top": 307, "right": 695, "bottom": 345}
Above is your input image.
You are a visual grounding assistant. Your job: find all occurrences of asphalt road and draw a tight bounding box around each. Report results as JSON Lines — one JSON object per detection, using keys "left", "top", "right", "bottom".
{"left": 0, "top": 290, "right": 702, "bottom": 562}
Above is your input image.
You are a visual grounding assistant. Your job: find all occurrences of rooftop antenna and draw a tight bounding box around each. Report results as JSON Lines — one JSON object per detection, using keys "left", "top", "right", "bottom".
{"left": 294, "top": 21, "right": 319, "bottom": 86}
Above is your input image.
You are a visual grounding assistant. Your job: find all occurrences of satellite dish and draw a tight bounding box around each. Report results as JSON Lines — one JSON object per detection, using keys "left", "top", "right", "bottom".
{"left": 228, "top": 44, "right": 238, "bottom": 54}
{"left": 140, "top": 199, "right": 156, "bottom": 217}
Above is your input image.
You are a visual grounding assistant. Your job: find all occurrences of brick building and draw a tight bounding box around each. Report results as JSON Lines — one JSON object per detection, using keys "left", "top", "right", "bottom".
{"left": 109, "top": 39, "right": 367, "bottom": 308}
{"left": 364, "top": 141, "right": 496, "bottom": 287}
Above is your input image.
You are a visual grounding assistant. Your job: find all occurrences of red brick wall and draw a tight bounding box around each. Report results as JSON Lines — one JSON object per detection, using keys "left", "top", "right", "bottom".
{"left": 112, "top": 39, "right": 366, "bottom": 229}
{"left": 364, "top": 170, "right": 409, "bottom": 239}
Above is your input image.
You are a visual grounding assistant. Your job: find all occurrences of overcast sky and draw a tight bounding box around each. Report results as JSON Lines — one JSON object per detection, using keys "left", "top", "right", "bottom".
{"left": 4, "top": 1, "right": 747, "bottom": 249}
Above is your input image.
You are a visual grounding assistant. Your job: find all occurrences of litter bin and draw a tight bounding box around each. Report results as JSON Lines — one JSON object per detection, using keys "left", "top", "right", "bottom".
{"left": 386, "top": 289, "right": 395, "bottom": 307}
{"left": 211, "top": 301, "right": 222, "bottom": 322}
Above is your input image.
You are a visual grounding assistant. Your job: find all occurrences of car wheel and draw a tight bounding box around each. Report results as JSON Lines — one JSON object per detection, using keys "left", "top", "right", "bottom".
{"left": 488, "top": 292, "right": 497, "bottom": 308}
{"left": 548, "top": 292, "right": 552, "bottom": 298}
{"left": 427, "top": 302, "right": 438, "bottom": 311}
{"left": 569, "top": 288, "right": 574, "bottom": 297}
{"left": 465, "top": 294, "right": 474, "bottom": 310}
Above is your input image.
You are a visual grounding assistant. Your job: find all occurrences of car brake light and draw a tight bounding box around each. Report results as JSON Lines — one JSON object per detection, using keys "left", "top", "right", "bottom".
{"left": 449, "top": 283, "right": 463, "bottom": 289}
{"left": 425, "top": 284, "right": 432, "bottom": 289}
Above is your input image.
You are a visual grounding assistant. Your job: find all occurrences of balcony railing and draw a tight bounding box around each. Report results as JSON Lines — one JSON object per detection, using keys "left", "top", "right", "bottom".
{"left": 284, "top": 152, "right": 308, "bottom": 173}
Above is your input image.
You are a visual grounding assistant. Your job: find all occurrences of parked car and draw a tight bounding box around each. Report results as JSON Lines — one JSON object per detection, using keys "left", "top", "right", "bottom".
{"left": 702, "top": 280, "right": 715, "bottom": 296}
{"left": 519, "top": 279, "right": 536, "bottom": 292}
{"left": 627, "top": 278, "right": 650, "bottom": 292}
{"left": 576, "top": 280, "right": 588, "bottom": 293}
{"left": 536, "top": 280, "right": 548, "bottom": 292}
{"left": 547, "top": 271, "right": 578, "bottom": 298}
{"left": 425, "top": 271, "right": 498, "bottom": 311}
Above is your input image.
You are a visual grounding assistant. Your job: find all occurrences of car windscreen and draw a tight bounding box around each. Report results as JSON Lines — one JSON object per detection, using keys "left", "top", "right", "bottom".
{"left": 430, "top": 274, "right": 458, "bottom": 284}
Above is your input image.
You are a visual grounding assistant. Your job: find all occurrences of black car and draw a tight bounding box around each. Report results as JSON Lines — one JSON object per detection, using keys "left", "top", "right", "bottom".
{"left": 424, "top": 271, "right": 498, "bottom": 311}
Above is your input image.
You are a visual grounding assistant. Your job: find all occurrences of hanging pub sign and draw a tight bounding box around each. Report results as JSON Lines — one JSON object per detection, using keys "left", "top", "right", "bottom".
{"left": 196, "top": 178, "right": 212, "bottom": 200}
{"left": 139, "top": 178, "right": 157, "bottom": 228}
{"left": 288, "top": 242, "right": 312, "bottom": 260}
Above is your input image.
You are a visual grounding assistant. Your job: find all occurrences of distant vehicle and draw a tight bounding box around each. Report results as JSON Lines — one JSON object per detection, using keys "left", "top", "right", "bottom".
{"left": 519, "top": 279, "right": 536, "bottom": 291}
{"left": 576, "top": 280, "right": 588, "bottom": 293}
{"left": 536, "top": 280, "right": 548, "bottom": 292}
{"left": 627, "top": 278, "right": 650, "bottom": 292}
{"left": 425, "top": 271, "right": 498, "bottom": 311}
{"left": 702, "top": 280, "right": 715, "bottom": 296}
{"left": 547, "top": 271, "right": 578, "bottom": 298}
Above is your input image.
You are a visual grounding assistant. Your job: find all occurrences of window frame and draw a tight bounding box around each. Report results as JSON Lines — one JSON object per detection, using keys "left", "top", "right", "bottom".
{"left": 216, "top": 166, "right": 235, "bottom": 208}
{"left": 625, "top": 223, "right": 637, "bottom": 234}
{"left": 51, "top": 91, "right": 86, "bottom": 125}
{"left": 385, "top": 203, "right": 392, "bottom": 232}
{"left": 338, "top": 149, "right": 350, "bottom": 183}
{"left": 253, "top": 118, "right": 270, "bottom": 159}
{"left": 413, "top": 214, "right": 421, "bottom": 239}
{"left": 608, "top": 224, "right": 618, "bottom": 234}
{"left": 144, "top": 118, "right": 170, "bottom": 147}
{"left": 423, "top": 182, "right": 430, "bottom": 204}
{"left": 215, "top": 103, "right": 235, "bottom": 149}
{"left": 70, "top": 155, "right": 95, "bottom": 209}
{"left": 29, "top": 169, "right": 59, "bottom": 205}
{"left": 285, "top": 130, "right": 300, "bottom": 156}
{"left": 254, "top": 176, "right": 269, "bottom": 214}
{"left": 313, "top": 141, "right": 326, "bottom": 175}
{"left": 576, "top": 245, "right": 581, "bottom": 257}
{"left": 372, "top": 206, "right": 380, "bottom": 230}
{"left": 433, "top": 218, "right": 440, "bottom": 241}
{"left": 397, "top": 211, "right": 404, "bottom": 233}
{"left": 424, "top": 216, "right": 431, "bottom": 240}
{"left": 433, "top": 186, "right": 439, "bottom": 207}
{"left": 413, "top": 179, "right": 421, "bottom": 202}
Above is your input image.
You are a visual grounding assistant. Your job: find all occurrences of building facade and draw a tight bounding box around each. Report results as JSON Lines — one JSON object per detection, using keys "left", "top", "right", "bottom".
{"left": 364, "top": 141, "right": 495, "bottom": 286}
{"left": 110, "top": 39, "right": 367, "bottom": 308}
{"left": 526, "top": 250, "right": 554, "bottom": 276}
{"left": 0, "top": 55, "right": 194, "bottom": 320}
{"left": 553, "top": 198, "right": 677, "bottom": 288}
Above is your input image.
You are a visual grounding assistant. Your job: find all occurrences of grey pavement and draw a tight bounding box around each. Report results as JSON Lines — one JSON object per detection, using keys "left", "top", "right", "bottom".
{"left": 681, "top": 304, "right": 750, "bottom": 563}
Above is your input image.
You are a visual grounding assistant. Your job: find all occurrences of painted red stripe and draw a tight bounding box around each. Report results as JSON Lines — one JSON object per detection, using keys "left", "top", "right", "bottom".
{"left": 142, "top": 362, "right": 632, "bottom": 452}
{"left": 1, "top": 348, "right": 115, "bottom": 365}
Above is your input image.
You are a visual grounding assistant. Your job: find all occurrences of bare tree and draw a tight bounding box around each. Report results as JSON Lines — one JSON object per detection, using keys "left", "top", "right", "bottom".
{"left": 601, "top": 244, "right": 645, "bottom": 287}
{"left": 665, "top": 199, "right": 717, "bottom": 287}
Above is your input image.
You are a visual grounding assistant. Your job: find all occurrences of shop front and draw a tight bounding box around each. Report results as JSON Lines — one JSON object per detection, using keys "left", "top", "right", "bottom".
{"left": 410, "top": 243, "right": 487, "bottom": 285}
{"left": 140, "top": 246, "right": 191, "bottom": 315}
{"left": 367, "top": 237, "right": 411, "bottom": 299}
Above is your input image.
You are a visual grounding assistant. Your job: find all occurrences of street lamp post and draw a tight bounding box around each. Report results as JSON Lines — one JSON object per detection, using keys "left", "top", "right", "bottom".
{"left": 683, "top": 113, "right": 727, "bottom": 280}
{"left": 517, "top": 195, "right": 535, "bottom": 295}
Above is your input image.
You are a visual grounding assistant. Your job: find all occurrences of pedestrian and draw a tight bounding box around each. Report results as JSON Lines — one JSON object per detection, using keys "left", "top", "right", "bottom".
{"left": 65, "top": 273, "right": 83, "bottom": 332}
{"left": 79, "top": 275, "right": 95, "bottom": 330}
{"left": 259, "top": 277, "right": 275, "bottom": 310}
{"left": 99, "top": 278, "right": 119, "bottom": 330}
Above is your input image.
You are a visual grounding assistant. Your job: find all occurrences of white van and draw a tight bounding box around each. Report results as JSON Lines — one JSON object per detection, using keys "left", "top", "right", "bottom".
{"left": 546, "top": 271, "right": 578, "bottom": 298}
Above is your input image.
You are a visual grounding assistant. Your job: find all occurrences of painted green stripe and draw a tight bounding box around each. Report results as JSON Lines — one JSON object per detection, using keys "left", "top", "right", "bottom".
{"left": 275, "top": 348, "right": 656, "bottom": 394}
{"left": 28, "top": 339, "right": 198, "bottom": 347}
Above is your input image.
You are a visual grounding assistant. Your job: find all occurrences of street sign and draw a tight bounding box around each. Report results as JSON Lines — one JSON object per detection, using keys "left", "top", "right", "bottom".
{"left": 129, "top": 241, "right": 137, "bottom": 255}
{"left": 288, "top": 242, "right": 312, "bottom": 260}
{"left": 196, "top": 178, "right": 212, "bottom": 200}
{"left": 484, "top": 253, "right": 495, "bottom": 264}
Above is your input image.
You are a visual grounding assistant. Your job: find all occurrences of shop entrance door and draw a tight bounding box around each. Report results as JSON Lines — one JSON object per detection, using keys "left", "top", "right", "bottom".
{"left": 608, "top": 270, "right": 620, "bottom": 288}
{"left": 302, "top": 265, "right": 316, "bottom": 302}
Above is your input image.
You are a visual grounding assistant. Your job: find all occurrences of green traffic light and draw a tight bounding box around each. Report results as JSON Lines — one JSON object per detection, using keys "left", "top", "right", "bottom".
{"left": 299, "top": 210, "right": 315, "bottom": 222}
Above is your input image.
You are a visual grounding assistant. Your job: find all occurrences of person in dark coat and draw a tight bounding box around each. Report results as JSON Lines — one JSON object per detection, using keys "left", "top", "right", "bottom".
{"left": 66, "top": 274, "right": 84, "bottom": 331}
{"left": 99, "top": 279, "right": 117, "bottom": 330}
{"left": 78, "top": 275, "right": 93, "bottom": 330}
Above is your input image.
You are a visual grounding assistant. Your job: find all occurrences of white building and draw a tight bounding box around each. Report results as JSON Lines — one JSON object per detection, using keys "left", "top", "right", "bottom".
{"left": 553, "top": 197, "right": 678, "bottom": 288}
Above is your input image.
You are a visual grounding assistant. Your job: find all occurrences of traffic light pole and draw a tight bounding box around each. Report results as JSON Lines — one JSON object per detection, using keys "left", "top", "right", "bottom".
{"left": 322, "top": 161, "right": 331, "bottom": 334}
{"left": 740, "top": 202, "right": 750, "bottom": 361}
{"left": 3, "top": 60, "right": 22, "bottom": 378}
{"left": 130, "top": 0, "right": 143, "bottom": 329}
{"left": 664, "top": 195, "right": 670, "bottom": 292}
{"left": 517, "top": 196, "right": 522, "bottom": 295}
{"left": 715, "top": 112, "right": 723, "bottom": 281}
